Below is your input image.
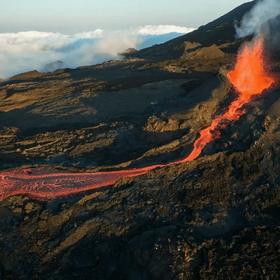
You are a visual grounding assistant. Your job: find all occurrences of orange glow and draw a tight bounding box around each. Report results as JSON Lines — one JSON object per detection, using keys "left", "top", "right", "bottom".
{"left": 0, "top": 37, "right": 276, "bottom": 201}
{"left": 227, "top": 37, "right": 274, "bottom": 100}
{"left": 179, "top": 37, "right": 275, "bottom": 162}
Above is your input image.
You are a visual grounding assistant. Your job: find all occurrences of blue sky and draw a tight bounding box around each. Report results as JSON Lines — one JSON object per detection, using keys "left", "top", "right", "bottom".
{"left": 1, "top": 0, "right": 250, "bottom": 33}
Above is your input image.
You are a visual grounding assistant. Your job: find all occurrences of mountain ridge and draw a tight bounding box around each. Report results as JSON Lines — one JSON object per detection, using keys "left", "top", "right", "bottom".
{"left": 127, "top": 1, "right": 256, "bottom": 61}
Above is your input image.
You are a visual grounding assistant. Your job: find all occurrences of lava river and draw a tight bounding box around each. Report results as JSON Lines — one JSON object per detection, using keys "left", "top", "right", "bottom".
{"left": 0, "top": 37, "right": 276, "bottom": 201}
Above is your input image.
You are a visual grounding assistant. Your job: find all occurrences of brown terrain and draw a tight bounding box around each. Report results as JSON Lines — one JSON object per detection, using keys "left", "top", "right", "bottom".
{"left": 1, "top": 1, "right": 280, "bottom": 279}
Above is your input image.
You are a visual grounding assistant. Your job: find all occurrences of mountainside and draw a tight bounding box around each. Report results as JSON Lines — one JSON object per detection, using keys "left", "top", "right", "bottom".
{"left": 1, "top": 1, "right": 280, "bottom": 279}
{"left": 127, "top": 1, "right": 256, "bottom": 61}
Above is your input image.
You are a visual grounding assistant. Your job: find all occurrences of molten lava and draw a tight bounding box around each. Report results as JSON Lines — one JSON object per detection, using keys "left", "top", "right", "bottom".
{"left": 227, "top": 37, "right": 274, "bottom": 99}
{"left": 180, "top": 37, "right": 275, "bottom": 162}
{"left": 0, "top": 37, "right": 275, "bottom": 201}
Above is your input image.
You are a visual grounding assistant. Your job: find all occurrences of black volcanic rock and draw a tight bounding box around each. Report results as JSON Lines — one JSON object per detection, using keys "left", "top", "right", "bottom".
{"left": 1, "top": 1, "right": 280, "bottom": 279}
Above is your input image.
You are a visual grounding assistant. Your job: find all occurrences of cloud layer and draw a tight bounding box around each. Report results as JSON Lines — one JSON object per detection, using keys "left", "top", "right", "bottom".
{"left": 0, "top": 25, "right": 195, "bottom": 78}
{"left": 138, "top": 25, "right": 195, "bottom": 35}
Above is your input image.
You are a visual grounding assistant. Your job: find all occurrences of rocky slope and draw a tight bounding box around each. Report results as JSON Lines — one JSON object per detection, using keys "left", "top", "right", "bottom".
{"left": 1, "top": 1, "right": 280, "bottom": 279}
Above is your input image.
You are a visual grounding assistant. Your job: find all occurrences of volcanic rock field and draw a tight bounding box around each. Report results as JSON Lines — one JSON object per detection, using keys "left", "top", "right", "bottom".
{"left": 1, "top": 1, "right": 280, "bottom": 279}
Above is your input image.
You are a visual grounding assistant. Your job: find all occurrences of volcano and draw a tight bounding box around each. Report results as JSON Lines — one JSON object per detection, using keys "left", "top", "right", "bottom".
{"left": 1, "top": 1, "right": 280, "bottom": 279}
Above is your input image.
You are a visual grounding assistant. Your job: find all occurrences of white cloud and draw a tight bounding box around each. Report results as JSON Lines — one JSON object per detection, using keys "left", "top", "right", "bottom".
{"left": 137, "top": 25, "right": 195, "bottom": 35}
{"left": 0, "top": 25, "right": 195, "bottom": 78}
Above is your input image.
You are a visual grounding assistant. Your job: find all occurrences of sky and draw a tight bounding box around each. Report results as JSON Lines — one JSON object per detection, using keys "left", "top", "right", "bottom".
{"left": 1, "top": 0, "right": 250, "bottom": 33}
{"left": 0, "top": 0, "right": 253, "bottom": 78}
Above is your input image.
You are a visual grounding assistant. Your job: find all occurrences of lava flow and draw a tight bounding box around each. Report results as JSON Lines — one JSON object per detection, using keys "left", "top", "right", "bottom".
{"left": 180, "top": 36, "right": 275, "bottom": 162}
{"left": 0, "top": 37, "right": 276, "bottom": 201}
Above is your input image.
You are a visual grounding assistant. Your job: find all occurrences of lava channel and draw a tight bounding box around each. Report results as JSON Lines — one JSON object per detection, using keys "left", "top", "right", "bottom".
{"left": 0, "top": 37, "right": 276, "bottom": 201}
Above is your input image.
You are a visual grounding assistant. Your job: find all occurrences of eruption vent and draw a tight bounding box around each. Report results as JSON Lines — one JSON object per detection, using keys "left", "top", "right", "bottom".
{"left": 181, "top": 37, "right": 275, "bottom": 162}
{"left": 0, "top": 38, "right": 276, "bottom": 201}
{"left": 227, "top": 37, "right": 275, "bottom": 98}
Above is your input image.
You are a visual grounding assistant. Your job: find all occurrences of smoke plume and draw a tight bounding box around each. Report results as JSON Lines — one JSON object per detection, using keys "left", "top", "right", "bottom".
{"left": 236, "top": 0, "right": 280, "bottom": 38}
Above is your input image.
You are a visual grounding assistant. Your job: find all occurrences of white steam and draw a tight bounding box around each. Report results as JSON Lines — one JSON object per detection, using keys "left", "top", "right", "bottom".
{"left": 236, "top": 0, "right": 280, "bottom": 37}
{"left": 0, "top": 25, "right": 195, "bottom": 78}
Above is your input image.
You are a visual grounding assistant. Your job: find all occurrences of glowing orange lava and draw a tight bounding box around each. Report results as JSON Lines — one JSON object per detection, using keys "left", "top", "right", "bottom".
{"left": 0, "top": 37, "right": 276, "bottom": 201}
{"left": 180, "top": 36, "right": 275, "bottom": 162}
